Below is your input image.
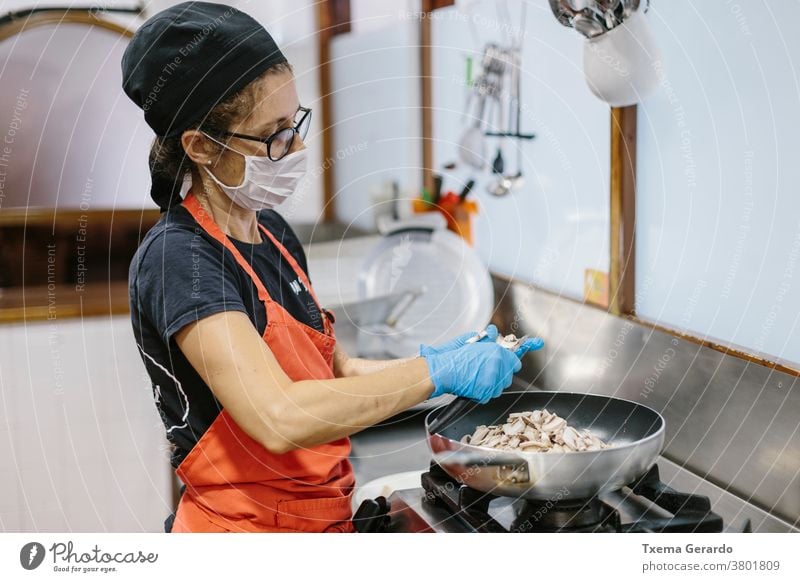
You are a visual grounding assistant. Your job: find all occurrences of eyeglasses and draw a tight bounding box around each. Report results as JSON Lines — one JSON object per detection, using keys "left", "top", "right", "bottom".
{"left": 206, "top": 106, "right": 312, "bottom": 161}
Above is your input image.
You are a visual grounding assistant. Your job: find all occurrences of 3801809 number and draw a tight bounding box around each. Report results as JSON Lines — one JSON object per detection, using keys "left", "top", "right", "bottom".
{"left": 729, "top": 560, "right": 780, "bottom": 571}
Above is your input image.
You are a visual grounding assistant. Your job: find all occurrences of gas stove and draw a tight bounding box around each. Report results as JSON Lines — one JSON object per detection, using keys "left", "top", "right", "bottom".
{"left": 353, "top": 462, "right": 745, "bottom": 533}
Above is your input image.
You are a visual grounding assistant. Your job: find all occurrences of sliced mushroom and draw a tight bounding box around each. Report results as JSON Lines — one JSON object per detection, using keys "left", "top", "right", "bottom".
{"left": 462, "top": 409, "right": 612, "bottom": 453}
{"left": 541, "top": 416, "right": 567, "bottom": 433}
{"left": 561, "top": 426, "right": 580, "bottom": 450}
{"left": 519, "top": 440, "right": 550, "bottom": 450}
{"left": 471, "top": 425, "right": 490, "bottom": 444}
{"left": 503, "top": 418, "right": 526, "bottom": 436}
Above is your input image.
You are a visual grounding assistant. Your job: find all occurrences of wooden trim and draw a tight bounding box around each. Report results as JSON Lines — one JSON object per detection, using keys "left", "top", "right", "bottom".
{"left": 420, "top": 6, "right": 434, "bottom": 197}
{"left": 419, "top": 1, "right": 453, "bottom": 197}
{"left": 316, "top": 3, "right": 335, "bottom": 223}
{"left": 316, "top": 1, "right": 351, "bottom": 223}
{"left": 0, "top": 210, "right": 159, "bottom": 323}
{"left": 0, "top": 282, "right": 131, "bottom": 323}
{"left": 0, "top": 9, "right": 136, "bottom": 42}
{"left": 327, "top": 0, "right": 352, "bottom": 37}
{"left": 0, "top": 208, "right": 160, "bottom": 227}
{"left": 629, "top": 315, "right": 800, "bottom": 378}
{"left": 609, "top": 105, "right": 637, "bottom": 316}
{"left": 426, "top": 1, "right": 456, "bottom": 11}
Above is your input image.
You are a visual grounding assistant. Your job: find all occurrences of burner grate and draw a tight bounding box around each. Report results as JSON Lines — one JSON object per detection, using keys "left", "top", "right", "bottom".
{"left": 353, "top": 462, "right": 729, "bottom": 533}
{"left": 418, "top": 462, "right": 725, "bottom": 533}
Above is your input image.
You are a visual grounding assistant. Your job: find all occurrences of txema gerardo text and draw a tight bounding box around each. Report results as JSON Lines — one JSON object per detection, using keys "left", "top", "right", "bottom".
{"left": 643, "top": 543, "right": 734, "bottom": 554}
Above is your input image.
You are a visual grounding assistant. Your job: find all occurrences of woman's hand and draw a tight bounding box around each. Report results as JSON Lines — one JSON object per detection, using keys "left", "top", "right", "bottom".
{"left": 421, "top": 334, "right": 544, "bottom": 404}
{"left": 333, "top": 325, "right": 503, "bottom": 378}
{"left": 419, "top": 324, "right": 499, "bottom": 357}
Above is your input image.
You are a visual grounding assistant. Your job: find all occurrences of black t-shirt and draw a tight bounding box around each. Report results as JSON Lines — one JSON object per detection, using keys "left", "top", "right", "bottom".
{"left": 129, "top": 204, "right": 324, "bottom": 468}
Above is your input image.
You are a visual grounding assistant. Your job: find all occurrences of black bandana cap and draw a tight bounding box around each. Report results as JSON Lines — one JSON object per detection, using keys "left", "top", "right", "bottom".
{"left": 120, "top": 1, "right": 288, "bottom": 210}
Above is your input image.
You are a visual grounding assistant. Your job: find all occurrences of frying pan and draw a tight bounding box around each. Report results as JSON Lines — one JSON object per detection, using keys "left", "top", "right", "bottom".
{"left": 425, "top": 391, "right": 665, "bottom": 500}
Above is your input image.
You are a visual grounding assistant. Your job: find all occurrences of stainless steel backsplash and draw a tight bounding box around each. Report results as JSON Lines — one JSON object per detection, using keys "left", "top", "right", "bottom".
{"left": 491, "top": 275, "right": 800, "bottom": 527}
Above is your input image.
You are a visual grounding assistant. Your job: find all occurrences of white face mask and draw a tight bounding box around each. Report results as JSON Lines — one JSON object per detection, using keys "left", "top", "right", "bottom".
{"left": 202, "top": 133, "right": 308, "bottom": 211}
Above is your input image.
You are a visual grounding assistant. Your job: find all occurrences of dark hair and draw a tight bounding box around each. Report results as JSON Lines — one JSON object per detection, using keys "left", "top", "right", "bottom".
{"left": 148, "top": 62, "right": 293, "bottom": 211}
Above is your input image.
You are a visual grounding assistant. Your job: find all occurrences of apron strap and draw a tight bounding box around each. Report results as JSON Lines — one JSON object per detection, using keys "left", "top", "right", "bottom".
{"left": 181, "top": 192, "right": 331, "bottom": 333}
{"left": 182, "top": 192, "right": 272, "bottom": 306}
{"left": 257, "top": 224, "right": 327, "bottom": 315}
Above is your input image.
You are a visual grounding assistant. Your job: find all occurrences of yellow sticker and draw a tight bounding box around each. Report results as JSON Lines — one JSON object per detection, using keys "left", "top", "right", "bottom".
{"left": 584, "top": 269, "right": 609, "bottom": 308}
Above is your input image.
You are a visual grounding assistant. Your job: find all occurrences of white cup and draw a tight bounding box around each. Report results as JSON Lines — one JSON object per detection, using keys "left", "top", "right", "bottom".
{"left": 582, "top": 9, "right": 662, "bottom": 107}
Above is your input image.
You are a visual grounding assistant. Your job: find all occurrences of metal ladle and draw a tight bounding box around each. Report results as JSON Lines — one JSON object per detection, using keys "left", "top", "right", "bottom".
{"left": 488, "top": 141, "right": 524, "bottom": 197}
{"left": 487, "top": 43, "right": 526, "bottom": 198}
{"left": 488, "top": 171, "right": 524, "bottom": 197}
{"left": 487, "top": 146, "right": 511, "bottom": 197}
{"left": 572, "top": 12, "right": 605, "bottom": 37}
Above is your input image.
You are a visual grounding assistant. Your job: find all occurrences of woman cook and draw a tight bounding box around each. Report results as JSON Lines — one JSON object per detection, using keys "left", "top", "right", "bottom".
{"left": 122, "top": 1, "right": 542, "bottom": 533}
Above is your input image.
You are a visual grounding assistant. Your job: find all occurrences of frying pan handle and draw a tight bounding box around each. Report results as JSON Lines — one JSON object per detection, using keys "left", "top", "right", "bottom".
{"left": 426, "top": 397, "right": 478, "bottom": 434}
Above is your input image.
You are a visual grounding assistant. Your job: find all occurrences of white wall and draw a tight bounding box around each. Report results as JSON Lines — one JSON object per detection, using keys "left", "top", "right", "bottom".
{"left": 433, "top": 1, "right": 610, "bottom": 298}
{"left": 328, "top": 0, "right": 610, "bottom": 297}
{"left": 350, "top": 0, "right": 420, "bottom": 34}
{"left": 0, "top": 316, "right": 172, "bottom": 532}
{"left": 329, "top": 20, "right": 423, "bottom": 231}
{"left": 636, "top": 0, "right": 800, "bottom": 366}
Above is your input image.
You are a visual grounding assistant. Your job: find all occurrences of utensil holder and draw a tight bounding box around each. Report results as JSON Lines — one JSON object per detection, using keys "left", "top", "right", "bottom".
{"left": 412, "top": 198, "right": 478, "bottom": 246}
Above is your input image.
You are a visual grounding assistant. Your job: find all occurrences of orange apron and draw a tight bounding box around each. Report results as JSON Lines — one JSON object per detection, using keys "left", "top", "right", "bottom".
{"left": 171, "top": 192, "right": 355, "bottom": 533}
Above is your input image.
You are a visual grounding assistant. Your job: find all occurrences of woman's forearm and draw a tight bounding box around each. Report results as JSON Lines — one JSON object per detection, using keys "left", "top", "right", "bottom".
{"left": 332, "top": 344, "right": 415, "bottom": 378}
{"left": 269, "top": 357, "right": 434, "bottom": 451}
{"left": 341, "top": 355, "right": 418, "bottom": 377}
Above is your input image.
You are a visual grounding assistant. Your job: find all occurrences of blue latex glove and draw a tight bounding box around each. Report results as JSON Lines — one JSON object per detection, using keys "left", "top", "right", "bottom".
{"left": 419, "top": 324, "right": 499, "bottom": 358}
{"left": 514, "top": 337, "right": 545, "bottom": 358}
{"left": 423, "top": 340, "right": 523, "bottom": 404}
